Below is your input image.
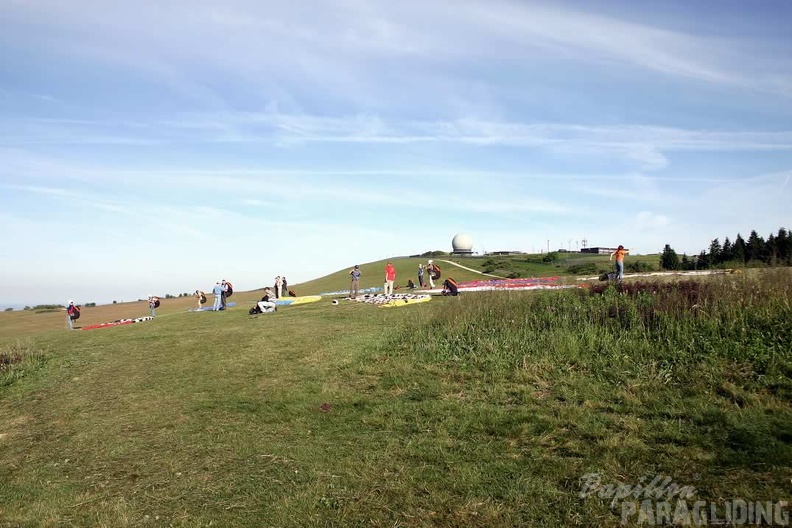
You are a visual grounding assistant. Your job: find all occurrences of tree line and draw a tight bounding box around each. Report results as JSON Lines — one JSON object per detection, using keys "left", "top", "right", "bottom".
{"left": 661, "top": 227, "right": 791, "bottom": 270}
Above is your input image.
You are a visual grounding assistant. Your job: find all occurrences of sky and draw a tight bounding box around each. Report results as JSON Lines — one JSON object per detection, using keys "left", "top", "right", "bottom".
{"left": 1, "top": 0, "right": 791, "bottom": 307}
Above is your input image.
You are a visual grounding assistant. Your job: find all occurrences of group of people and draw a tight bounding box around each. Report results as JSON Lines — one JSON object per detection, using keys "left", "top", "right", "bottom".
{"left": 273, "top": 276, "right": 289, "bottom": 298}
{"left": 348, "top": 259, "right": 443, "bottom": 298}
{"left": 207, "top": 280, "right": 233, "bottom": 311}
{"left": 418, "top": 260, "right": 441, "bottom": 288}
{"left": 66, "top": 247, "right": 631, "bottom": 328}
{"left": 347, "top": 262, "right": 397, "bottom": 299}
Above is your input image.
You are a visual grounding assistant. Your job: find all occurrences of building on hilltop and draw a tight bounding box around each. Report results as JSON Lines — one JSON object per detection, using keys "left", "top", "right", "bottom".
{"left": 580, "top": 247, "right": 628, "bottom": 255}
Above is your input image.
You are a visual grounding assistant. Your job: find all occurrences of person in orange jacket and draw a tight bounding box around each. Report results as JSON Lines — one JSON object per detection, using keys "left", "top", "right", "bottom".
{"left": 609, "top": 245, "right": 628, "bottom": 282}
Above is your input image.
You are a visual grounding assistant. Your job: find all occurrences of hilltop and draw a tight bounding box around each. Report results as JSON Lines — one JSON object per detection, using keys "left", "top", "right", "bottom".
{"left": 2, "top": 252, "right": 641, "bottom": 339}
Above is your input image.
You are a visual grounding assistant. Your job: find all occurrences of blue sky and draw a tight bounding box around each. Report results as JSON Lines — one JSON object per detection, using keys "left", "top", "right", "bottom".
{"left": 1, "top": 0, "right": 791, "bottom": 307}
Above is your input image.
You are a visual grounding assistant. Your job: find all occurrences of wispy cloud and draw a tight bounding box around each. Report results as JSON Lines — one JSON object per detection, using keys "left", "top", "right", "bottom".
{"left": 3, "top": 114, "right": 789, "bottom": 173}
{"left": 3, "top": 0, "right": 791, "bottom": 109}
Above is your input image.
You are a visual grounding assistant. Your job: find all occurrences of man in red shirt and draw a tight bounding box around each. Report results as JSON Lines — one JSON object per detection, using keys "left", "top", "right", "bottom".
{"left": 384, "top": 262, "right": 396, "bottom": 295}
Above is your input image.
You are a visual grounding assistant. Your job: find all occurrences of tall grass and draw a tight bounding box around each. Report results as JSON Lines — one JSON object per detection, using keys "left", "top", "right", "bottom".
{"left": 392, "top": 271, "right": 791, "bottom": 376}
{"left": 0, "top": 339, "right": 46, "bottom": 387}
{"left": 379, "top": 270, "right": 792, "bottom": 506}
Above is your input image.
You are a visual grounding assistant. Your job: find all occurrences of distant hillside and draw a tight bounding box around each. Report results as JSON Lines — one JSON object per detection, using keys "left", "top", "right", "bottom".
{"left": 281, "top": 252, "right": 662, "bottom": 296}
{"left": 287, "top": 257, "right": 488, "bottom": 297}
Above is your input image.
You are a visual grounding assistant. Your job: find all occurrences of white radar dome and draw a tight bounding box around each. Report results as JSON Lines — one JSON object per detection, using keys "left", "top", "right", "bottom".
{"left": 452, "top": 233, "right": 473, "bottom": 252}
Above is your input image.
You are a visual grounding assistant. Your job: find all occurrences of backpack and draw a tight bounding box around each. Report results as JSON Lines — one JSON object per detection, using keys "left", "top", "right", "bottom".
{"left": 288, "top": 289, "right": 297, "bottom": 297}
{"left": 199, "top": 293, "right": 207, "bottom": 304}
{"left": 249, "top": 305, "right": 262, "bottom": 315}
{"left": 152, "top": 298, "right": 161, "bottom": 308}
{"left": 225, "top": 282, "right": 234, "bottom": 297}
{"left": 68, "top": 305, "right": 81, "bottom": 320}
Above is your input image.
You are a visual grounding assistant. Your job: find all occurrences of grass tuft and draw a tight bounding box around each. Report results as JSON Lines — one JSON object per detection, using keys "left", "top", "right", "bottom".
{"left": 0, "top": 339, "right": 47, "bottom": 387}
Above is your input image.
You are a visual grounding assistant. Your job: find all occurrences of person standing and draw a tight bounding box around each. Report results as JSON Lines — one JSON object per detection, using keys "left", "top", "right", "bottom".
{"left": 220, "top": 280, "right": 228, "bottom": 309}
{"left": 349, "top": 265, "right": 362, "bottom": 298}
{"left": 281, "top": 276, "right": 288, "bottom": 298}
{"left": 65, "top": 300, "right": 79, "bottom": 330}
{"left": 609, "top": 245, "right": 628, "bottom": 282}
{"left": 427, "top": 260, "right": 437, "bottom": 288}
{"left": 195, "top": 290, "right": 206, "bottom": 310}
{"left": 212, "top": 281, "right": 223, "bottom": 311}
{"left": 418, "top": 263, "right": 425, "bottom": 288}
{"left": 274, "top": 276, "right": 282, "bottom": 299}
{"left": 384, "top": 262, "right": 396, "bottom": 295}
{"left": 148, "top": 295, "right": 159, "bottom": 317}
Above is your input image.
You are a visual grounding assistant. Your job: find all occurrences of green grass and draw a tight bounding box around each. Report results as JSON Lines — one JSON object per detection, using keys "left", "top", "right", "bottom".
{"left": 440, "top": 252, "right": 661, "bottom": 279}
{"left": 0, "top": 268, "right": 790, "bottom": 526}
{"left": 290, "top": 257, "right": 490, "bottom": 296}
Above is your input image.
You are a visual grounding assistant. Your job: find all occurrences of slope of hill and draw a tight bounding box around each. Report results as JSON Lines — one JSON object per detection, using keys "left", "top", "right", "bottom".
{"left": 0, "top": 268, "right": 789, "bottom": 526}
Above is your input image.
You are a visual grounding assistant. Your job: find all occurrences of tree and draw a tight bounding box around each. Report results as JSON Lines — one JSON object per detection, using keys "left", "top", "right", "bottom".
{"left": 708, "top": 238, "right": 722, "bottom": 265}
{"left": 746, "top": 230, "right": 765, "bottom": 263}
{"left": 777, "top": 227, "right": 791, "bottom": 265}
{"left": 660, "top": 244, "right": 679, "bottom": 270}
{"left": 766, "top": 234, "right": 778, "bottom": 265}
{"left": 721, "top": 237, "right": 733, "bottom": 263}
{"left": 732, "top": 234, "right": 746, "bottom": 264}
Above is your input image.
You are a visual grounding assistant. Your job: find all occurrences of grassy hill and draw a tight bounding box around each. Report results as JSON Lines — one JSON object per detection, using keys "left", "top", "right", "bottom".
{"left": 1, "top": 262, "right": 790, "bottom": 526}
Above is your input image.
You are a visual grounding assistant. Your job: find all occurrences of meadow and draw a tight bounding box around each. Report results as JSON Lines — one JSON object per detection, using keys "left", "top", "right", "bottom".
{"left": 0, "top": 261, "right": 790, "bottom": 527}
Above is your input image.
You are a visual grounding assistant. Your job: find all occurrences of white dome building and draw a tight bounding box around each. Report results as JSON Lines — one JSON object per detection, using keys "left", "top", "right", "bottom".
{"left": 451, "top": 233, "right": 474, "bottom": 256}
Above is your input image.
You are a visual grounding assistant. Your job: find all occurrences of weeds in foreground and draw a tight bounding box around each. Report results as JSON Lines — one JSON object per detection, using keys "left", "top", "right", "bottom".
{"left": 0, "top": 339, "right": 46, "bottom": 387}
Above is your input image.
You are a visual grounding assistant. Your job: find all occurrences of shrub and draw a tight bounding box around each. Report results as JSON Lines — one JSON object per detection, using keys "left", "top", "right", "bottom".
{"left": 626, "top": 261, "right": 654, "bottom": 273}
{"left": 567, "top": 262, "right": 599, "bottom": 275}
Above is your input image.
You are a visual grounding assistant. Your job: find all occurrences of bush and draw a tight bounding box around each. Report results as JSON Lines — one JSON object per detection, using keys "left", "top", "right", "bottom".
{"left": 32, "top": 304, "right": 62, "bottom": 310}
{"left": 626, "top": 261, "right": 654, "bottom": 273}
{"left": 4, "top": 307, "right": 13, "bottom": 312}
{"left": 482, "top": 258, "right": 513, "bottom": 274}
{"left": 567, "top": 262, "right": 599, "bottom": 275}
